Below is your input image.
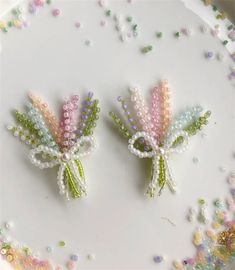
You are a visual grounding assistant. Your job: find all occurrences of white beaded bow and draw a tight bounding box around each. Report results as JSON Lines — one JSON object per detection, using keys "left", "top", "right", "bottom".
{"left": 29, "top": 136, "right": 96, "bottom": 199}
{"left": 128, "top": 130, "right": 189, "bottom": 197}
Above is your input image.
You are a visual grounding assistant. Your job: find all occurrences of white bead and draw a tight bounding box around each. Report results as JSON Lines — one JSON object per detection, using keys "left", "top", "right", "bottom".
{"left": 13, "top": 131, "right": 19, "bottom": 137}
{"left": 5, "top": 221, "right": 14, "bottom": 230}
{"left": 7, "top": 124, "right": 13, "bottom": 130}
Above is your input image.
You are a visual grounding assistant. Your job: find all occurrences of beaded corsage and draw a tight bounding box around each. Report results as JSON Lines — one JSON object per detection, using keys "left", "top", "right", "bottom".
{"left": 109, "top": 80, "right": 211, "bottom": 198}
{"left": 7, "top": 92, "right": 100, "bottom": 200}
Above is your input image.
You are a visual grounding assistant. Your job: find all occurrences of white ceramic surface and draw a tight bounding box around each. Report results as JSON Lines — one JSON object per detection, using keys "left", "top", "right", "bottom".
{"left": 0, "top": 0, "right": 235, "bottom": 269}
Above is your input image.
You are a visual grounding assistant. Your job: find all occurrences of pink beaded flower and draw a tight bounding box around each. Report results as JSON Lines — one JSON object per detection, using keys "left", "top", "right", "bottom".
{"left": 7, "top": 92, "right": 100, "bottom": 200}
{"left": 110, "top": 80, "right": 211, "bottom": 197}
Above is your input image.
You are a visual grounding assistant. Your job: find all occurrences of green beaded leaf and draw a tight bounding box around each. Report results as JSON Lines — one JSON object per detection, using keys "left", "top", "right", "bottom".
{"left": 14, "top": 110, "right": 41, "bottom": 139}
{"left": 109, "top": 111, "right": 148, "bottom": 152}
{"left": 109, "top": 111, "right": 132, "bottom": 139}
{"left": 184, "top": 110, "right": 211, "bottom": 136}
{"left": 83, "top": 100, "right": 100, "bottom": 136}
{"left": 8, "top": 125, "right": 40, "bottom": 148}
{"left": 172, "top": 111, "right": 211, "bottom": 148}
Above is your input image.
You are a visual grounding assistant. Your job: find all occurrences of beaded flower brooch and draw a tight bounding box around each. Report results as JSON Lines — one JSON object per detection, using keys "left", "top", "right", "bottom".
{"left": 7, "top": 92, "right": 100, "bottom": 200}
{"left": 109, "top": 80, "right": 211, "bottom": 198}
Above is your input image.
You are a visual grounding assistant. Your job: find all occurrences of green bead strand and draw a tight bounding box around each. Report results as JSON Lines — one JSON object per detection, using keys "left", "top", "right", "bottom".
{"left": 109, "top": 111, "right": 148, "bottom": 152}
{"left": 9, "top": 126, "right": 40, "bottom": 147}
{"left": 109, "top": 111, "right": 132, "bottom": 139}
{"left": 75, "top": 159, "right": 85, "bottom": 181}
{"left": 14, "top": 110, "right": 41, "bottom": 139}
{"left": 83, "top": 100, "right": 100, "bottom": 136}
{"left": 147, "top": 157, "right": 166, "bottom": 198}
{"left": 158, "top": 156, "right": 166, "bottom": 195}
{"left": 65, "top": 165, "right": 82, "bottom": 199}
{"left": 185, "top": 110, "right": 211, "bottom": 135}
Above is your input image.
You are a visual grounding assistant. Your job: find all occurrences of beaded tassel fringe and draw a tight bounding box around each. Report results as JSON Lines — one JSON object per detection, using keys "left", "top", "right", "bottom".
{"left": 109, "top": 80, "right": 211, "bottom": 198}
{"left": 7, "top": 92, "right": 100, "bottom": 200}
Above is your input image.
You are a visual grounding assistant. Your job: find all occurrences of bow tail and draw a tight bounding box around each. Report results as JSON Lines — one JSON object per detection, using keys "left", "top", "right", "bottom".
{"left": 146, "top": 155, "right": 176, "bottom": 197}
{"left": 146, "top": 157, "right": 160, "bottom": 198}
{"left": 164, "top": 159, "right": 177, "bottom": 193}
{"left": 63, "top": 160, "right": 87, "bottom": 199}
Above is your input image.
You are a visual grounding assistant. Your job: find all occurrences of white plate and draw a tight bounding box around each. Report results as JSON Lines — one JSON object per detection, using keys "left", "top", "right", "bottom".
{"left": 0, "top": 0, "right": 235, "bottom": 269}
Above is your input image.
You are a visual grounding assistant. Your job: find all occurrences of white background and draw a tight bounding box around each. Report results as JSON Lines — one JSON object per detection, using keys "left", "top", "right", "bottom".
{"left": 0, "top": 0, "right": 235, "bottom": 269}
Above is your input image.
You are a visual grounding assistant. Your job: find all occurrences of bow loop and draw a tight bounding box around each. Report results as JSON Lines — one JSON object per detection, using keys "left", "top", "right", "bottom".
{"left": 69, "top": 136, "right": 96, "bottom": 159}
{"left": 164, "top": 130, "right": 189, "bottom": 154}
{"left": 29, "top": 145, "right": 61, "bottom": 169}
{"left": 128, "top": 131, "right": 158, "bottom": 158}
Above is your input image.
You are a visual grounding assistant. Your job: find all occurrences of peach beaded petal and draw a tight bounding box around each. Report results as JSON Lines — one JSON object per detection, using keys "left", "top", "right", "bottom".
{"left": 159, "top": 80, "right": 171, "bottom": 142}
{"left": 28, "top": 92, "right": 62, "bottom": 145}
{"left": 129, "top": 86, "right": 153, "bottom": 134}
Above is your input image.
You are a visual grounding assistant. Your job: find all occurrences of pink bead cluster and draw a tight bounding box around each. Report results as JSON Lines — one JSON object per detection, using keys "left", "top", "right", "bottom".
{"left": 160, "top": 80, "right": 171, "bottom": 139}
{"left": 60, "top": 95, "right": 79, "bottom": 150}
{"left": 33, "top": 0, "right": 45, "bottom": 7}
{"left": 130, "top": 80, "right": 171, "bottom": 145}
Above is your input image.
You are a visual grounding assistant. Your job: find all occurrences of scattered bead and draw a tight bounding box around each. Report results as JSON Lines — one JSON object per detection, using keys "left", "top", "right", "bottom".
{"left": 46, "top": 246, "right": 53, "bottom": 253}
{"left": 181, "top": 28, "right": 192, "bottom": 36}
{"left": 174, "top": 31, "right": 180, "bottom": 38}
{"left": 4, "top": 221, "right": 14, "bottom": 230}
{"left": 100, "top": 20, "right": 106, "bottom": 27}
{"left": 141, "top": 45, "right": 153, "bottom": 54}
{"left": 99, "top": 0, "right": 107, "bottom": 7}
{"left": 156, "top": 32, "right": 163, "bottom": 38}
{"left": 87, "top": 253, "right": 96, "bottom": 260}
{"left": 85, "top": 39, "right": 92, "bottom": 46}
{"left": 205, "top": 51, "right": 214, "bottom": 59}
{"left": 52, "top": 8, "right": 61, "bottom": 17}
{"left": 211, "top": 28, "right": 219, "bottom": 36}
{"left": 153, "top": 255, "right": 164, "bottom": 263}
{"left": 120, "top": 34, "right": 126, "bottom": 42}
{"left": 173, "top": 260, "right": 183, "bottom": 269}
{"left": 214, "top": 198, "right": 223, "bottom": 208}
{"left": 66, "top": 260, "right": 75, "bottom": 269}
{"left": 70, "top": 254, "right": 79, "bottom": 261}
{"left": 192, "top": 156, "right": 199, "bottom": 164}
{"left": 222, "top": 40, "right": 228, "bottom": 46}
{"left": 198, "top": 198, "right": 205, "bottom": 205}
{"left": 74, "top": 21, "right": 81, "bottom": 28}
{"left": 228, "top": 172, "right": 235, "bottom": 185}
{"left": 187, "top": 207, "right": 196, "bottom": 222}
{"left": 126, "top": 16, "right": 132, "bottom": 22}
{"left": 228, "top": 30, "right": 235, "bottom": 41}
{"left": 216, "top": 52, "right": 225, "bottom": 61}
{"left": 58, "top": 240, "right": 66, "bottom": 247}
{"left": 105, "top": 9, "right": 111, "bottom": 16}
{"left": 219, "top": 166, "right": 226, "bottom": 172}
